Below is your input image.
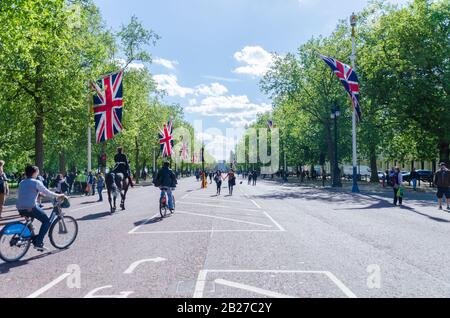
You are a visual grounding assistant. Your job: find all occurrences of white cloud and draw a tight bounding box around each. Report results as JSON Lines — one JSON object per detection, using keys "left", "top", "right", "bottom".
{"left": 153, "top": 57, "right": 179, "bottom": 70}
{"left": 195, "top": 82, "right": 228, "bottom": 97}
{"left": 153, "top": 75, "right": 230, "bottom": 98}
{"left": 186, "top": 95, "right": 272, "bottom": 128}
{"left": 233, "top": 46, "right": 275, "bottom": 77}
{"left": 153, "top": 74, "right": 194, "bottom": 98}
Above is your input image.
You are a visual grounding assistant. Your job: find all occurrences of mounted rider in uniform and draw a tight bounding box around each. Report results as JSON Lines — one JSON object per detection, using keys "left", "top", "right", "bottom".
{"left": 113, "top": 147, "right": 134, "bottom": 187}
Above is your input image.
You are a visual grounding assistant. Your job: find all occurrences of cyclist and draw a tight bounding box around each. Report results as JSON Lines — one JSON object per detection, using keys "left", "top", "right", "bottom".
{"left": 113, "top": 147, "right": 134, "bottom": 187}
{"left": 16, "top": 165, "right": 65, "bottom": 252}
{"left": 154, "top": 161, "right": 177, "bottom": 211}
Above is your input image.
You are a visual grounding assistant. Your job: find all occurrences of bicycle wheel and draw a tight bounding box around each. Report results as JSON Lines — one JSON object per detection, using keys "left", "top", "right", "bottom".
{"left": 0, "top": 232, "right": 31, "bottom": 263}
{"left": 171, "top": 196, "right": 175, "bottom": 214}
{"left": 49, "top": 216, "right": 78, "bottom": 249}
{"left": 160, "top": 203, "right": 168, "bottom": 218}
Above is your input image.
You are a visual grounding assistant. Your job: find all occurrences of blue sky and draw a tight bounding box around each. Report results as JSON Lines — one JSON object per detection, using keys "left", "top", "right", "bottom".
{"left": 94, "top": 0, "right": 409, "bottom": 160}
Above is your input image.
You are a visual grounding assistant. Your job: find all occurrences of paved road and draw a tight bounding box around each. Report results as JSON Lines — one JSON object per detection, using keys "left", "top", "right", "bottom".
{"left": 1, "top": 177, "right": 450, "bottom": 298}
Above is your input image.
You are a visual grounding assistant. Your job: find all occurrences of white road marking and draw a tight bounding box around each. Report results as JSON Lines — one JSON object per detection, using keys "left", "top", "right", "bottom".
{"left": 193, "top": 270, "right": 357, "bottom": 298}
{"left": 181, "top": 193, "right": 190, "bottom": 200}
{"left": 263, "top": 211, "right": 286, "bottom": 232}
{"left": 324, "top": 271, "right": 357, "bottom": 298}
{"left": 128, "top": 213, "right": 160, "bottom": 234}
{"left": 27, "top": 273, "right": 72, "bottom": 298}
{"left": 193, "top": 270, "right": 208, "bottom": 298}
{"left": 130, "top": 229, "right": 283, "bottom": 234}
{"left": 176, "top": 210, "right": 273, "bottom": 228}
{"left": 84, "top": 285, "right": 134, "bottom": 298}
{"left": 177, "top": 201, "right": 260, "bottom": 212}
{"left": 124, "top": 257, "right": 167, "bottom": 274}
{"left": 186, "top": 196, "right": 244, "bottom": 204}
{"left": 214, "top": 279, "right": 294, "bottom": 298}
{"left": 250, "top": 199, "right": 262, "bottom": 209}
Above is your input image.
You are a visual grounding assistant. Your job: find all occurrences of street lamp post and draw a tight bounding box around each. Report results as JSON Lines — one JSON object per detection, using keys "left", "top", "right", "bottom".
{"left": 350, "top": 12, "right": 360, "bottom": 193}
{"left": 331, "top": 104, "right": 342, "bottom": 188}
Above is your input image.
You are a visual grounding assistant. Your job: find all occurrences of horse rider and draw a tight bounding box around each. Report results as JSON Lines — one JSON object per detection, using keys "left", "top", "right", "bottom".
{"left": 113, "top": 147, "right": 134, "bottom": 187}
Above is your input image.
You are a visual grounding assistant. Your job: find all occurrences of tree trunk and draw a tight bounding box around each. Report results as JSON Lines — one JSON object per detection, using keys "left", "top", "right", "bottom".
{"left": 59, "top": 150, "right": 66, "bottom": 174}
{"left": 34, "top": 65, "right": 44, "bottom": 171}
{"left": 439, "top": 142, "right": 449, "bottom": 165}
{"left": 135, "top": 137, "right": 140, "bottom": 184}
{"left": 369, "top": 145, "right": 379, "bottom": 183}
{"left": 34, "top": 96, "right": 44, "bottom": 171}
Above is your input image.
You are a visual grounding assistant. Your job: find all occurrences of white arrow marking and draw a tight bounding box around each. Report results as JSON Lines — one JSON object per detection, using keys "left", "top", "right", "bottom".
{"left": 84, "top": 285, "right": 134, "bottom": 298}
{"left": 123, "top": 257, "right": 167, "bottom": 274}
{"left": 214, "top": 279, "right": 295, "bottom": 298}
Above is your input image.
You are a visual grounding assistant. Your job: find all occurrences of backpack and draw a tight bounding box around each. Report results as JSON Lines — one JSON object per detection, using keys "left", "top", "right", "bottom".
{"left": 389, "top": 174, "right": 396, "bottom": 187}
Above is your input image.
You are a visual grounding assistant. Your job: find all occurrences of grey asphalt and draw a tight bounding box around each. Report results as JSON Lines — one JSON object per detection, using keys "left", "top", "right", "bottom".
{"left": 0, "top": 176, "right": 449, "bottom": 298}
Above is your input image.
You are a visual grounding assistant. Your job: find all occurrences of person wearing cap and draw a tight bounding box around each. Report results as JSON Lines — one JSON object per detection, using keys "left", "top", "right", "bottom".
{"left": 434, "top": 162, "right": 450, "bottom": 211}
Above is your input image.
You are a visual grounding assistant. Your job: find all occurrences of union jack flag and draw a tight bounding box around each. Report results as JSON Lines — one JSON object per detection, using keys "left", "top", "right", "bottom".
{"left": 181, "top": 142, "right": 189, "bottom": 161}
{"left": 319, "top": 54, "right": 362, "bottom": 121}
{"left": 91, "top": 71, "right": 124, "bottom": 143}
{"left": 159, "top": 120, "right": 174, "bottom": 158}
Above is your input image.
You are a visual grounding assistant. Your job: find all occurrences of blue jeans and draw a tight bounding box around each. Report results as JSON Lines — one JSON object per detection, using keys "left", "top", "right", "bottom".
{"left": 97, "top": 187, "right": 103, "bottom": 201}
{"left": 160, "top": 189, "right": 174, "bottom": 210}
{"left": 19, "top": 206, "right": 51, "bottom": 246}
{"left": 412, "top": 179, "right": 417, "bottom": 190}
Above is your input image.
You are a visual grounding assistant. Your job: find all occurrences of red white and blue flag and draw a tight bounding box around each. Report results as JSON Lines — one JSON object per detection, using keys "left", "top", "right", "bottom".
{"left": 159, "top": 120, "right": 174, "bottom": 158}
{"left": 181, "top": 142, "right": 189, "bottom": 161}
{"left": 319, "top": 54, "right": 362, "bottom": 120}
{"left": 91, "top": 70, "right": 124, "bottom": 143}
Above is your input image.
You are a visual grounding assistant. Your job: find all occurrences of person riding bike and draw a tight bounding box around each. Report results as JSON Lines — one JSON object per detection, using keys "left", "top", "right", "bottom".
{"left": 154, "top": 161, "right": 177, "bottom": 211}
{"left": 16, "top": 165, "right": 66, "bottom": 252}
{"left": 113, "top": 147, "right": 134, "bottom": 187}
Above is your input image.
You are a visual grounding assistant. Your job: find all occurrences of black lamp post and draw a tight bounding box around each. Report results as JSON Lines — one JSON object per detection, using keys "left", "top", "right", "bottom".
{"left": 331, "top": 104, "right": 342, "bottom": 188}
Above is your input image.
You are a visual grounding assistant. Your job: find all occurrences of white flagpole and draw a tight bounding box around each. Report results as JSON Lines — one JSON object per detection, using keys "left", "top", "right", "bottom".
{"left": 350, "top": 13, "right": 360, "bottom": 193}
{"left": 87, "top": 80, "right": 92, "bottom": 172}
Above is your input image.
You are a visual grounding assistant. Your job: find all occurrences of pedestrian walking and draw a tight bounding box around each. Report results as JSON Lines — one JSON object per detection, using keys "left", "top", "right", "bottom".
{"left": 224, "top": 169, "right": 236, "bottom": 196}
{"left": 434, "top": 162, "right": 450, "bottom": 211}
{"left": 97, "top": 173, "right": 105, "bottom": 202}
{"left": 0, "top": 160, "right": 10, "bottom": 218}
{"left": 390, "top": 167, "right": 404, "bottom": 206}
{"left": 214, "top": 171, "right": 222, "bottom": 195}
{"left": 86, "top": 171, "right": 94, "bottom": 196}
{"left": 410, "top": 167, "right": 419, "bottom": 191}
{"left": 252, "top": 170, "right": 258, "bottom": 186}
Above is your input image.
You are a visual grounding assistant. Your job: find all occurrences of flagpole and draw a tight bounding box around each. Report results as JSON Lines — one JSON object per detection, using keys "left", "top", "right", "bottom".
{"left": 350, "top": 12, "right": 360, "bottom": 193}
{"left": 87, "top": 80, "right": 92, "bottom": 173}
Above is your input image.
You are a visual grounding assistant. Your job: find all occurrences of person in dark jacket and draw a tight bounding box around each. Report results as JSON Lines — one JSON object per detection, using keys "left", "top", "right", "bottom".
{"left": 434, "top": 162, "right": 450, "bottom": 211}
{"left": 154, "top": 161, "right": 177, "bottom": 211}
{"left": 113, "top": 147, "right": 134, "bottom": 187}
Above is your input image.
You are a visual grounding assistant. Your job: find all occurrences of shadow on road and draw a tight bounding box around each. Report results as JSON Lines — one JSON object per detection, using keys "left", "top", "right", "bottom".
{"left": 253, "top": 186, "right": 450, "bottom": 223}
{"left": 0, "top": 250, "right": 65, "bottom": 274}
{"left": 77, "top": 211, "right": 111, "bottom": 221}
{"left": 133, "top": 217, "right": 162, "bottom": 227}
